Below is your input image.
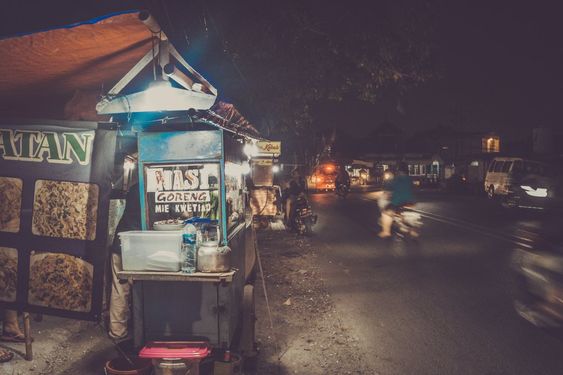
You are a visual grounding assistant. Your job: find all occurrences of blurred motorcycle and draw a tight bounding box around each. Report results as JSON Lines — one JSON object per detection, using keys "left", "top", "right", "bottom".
{"left": 392, "top": 208, "right": 422, "bottom": 239}
{"left": 375, "top": 191, "right": 422, "bottom": 240}
{"left": 511, "top": 239, "right": 563, "bottom": 328}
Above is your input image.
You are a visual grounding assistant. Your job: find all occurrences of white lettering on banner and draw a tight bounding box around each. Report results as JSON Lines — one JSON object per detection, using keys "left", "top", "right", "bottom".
{"left": 0, "top": 129, "right": 94, "bottom": 165}
{"left": 155, "top": 204, "right": 170, "bottom": 213}
{"left": 155, "top": 190, "right": 211, "bottom": 203}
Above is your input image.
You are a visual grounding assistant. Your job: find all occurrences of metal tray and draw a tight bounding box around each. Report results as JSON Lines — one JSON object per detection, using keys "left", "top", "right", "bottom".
{"left": 153, "top": 223, "right": 184, "bottom": 231}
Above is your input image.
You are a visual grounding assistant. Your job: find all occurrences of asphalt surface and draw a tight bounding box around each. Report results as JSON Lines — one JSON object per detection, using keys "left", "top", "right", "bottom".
{"left": 307, "top": 190, "right": 563, "bottom": 375}
{"left": 3, "top": 189, "right": 563, "bottom": 374}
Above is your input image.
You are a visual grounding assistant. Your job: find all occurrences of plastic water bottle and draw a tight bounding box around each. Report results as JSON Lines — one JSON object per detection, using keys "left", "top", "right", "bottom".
{"left": 181, "top": 223, "right": 197, "bottom": 273}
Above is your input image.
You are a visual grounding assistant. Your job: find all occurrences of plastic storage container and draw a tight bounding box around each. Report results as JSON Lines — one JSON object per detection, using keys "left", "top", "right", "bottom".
{"left": 140, "top": 341, "right": 210, "bottom": 375}
{"left": 119, "top": 231, "right": 182, "bottom": 271}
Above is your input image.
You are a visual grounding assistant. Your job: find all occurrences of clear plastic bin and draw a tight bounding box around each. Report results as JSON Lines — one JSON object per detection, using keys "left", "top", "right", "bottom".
{"left": 119, "top": 231, "right": 182, "bottom": 271}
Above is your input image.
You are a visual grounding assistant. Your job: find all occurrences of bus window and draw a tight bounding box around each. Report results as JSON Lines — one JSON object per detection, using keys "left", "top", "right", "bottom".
{"left": 488, "top": 161, "right": 496, "bottom": 172}
{"left": 493, "top": 161, "right": 504, "bottom": 173}
{"left": 502, "top": 161, "right": 512, "bottom": 173}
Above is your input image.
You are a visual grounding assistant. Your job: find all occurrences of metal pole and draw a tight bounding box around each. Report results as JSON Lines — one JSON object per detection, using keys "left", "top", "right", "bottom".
{"left": 23, "top": 312, "right": 33, "bottom": 361}
{"left": 139, "top": 11, "right": 167, "bottom": 39}
{"left": 164, "top": 63, "right": 195, "bottom": 91}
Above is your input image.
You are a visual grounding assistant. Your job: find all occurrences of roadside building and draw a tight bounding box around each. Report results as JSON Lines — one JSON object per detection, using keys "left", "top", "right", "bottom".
{"left": 403, "top": 153, "right": 444, "bottom": 186}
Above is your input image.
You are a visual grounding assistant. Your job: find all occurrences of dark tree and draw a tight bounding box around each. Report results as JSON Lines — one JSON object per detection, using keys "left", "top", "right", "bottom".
{"left": 197, "top": 0, "right": 437, "bottom": 138}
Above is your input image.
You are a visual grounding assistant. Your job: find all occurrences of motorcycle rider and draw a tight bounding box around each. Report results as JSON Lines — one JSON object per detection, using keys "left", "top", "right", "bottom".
{"left": 378, "top": 162, "right": 415, "bottom": 238}
{"left": 335, "top": 167, "right": 351, "bottom": 194}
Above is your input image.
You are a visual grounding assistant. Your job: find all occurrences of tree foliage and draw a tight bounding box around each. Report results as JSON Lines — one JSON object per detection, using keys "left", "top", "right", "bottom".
{"left": 201, "top": 0, "right": 437, "bottom": 137}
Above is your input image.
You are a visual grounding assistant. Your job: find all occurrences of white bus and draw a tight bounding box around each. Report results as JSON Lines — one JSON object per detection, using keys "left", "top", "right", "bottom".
{"left": 484, "top": 157, "right": 554, "bottom": 207}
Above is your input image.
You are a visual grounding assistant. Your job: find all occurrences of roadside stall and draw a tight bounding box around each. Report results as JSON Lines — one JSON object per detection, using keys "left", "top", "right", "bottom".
{"left": 116, "top": 123, "right": 258, "bottom": 351}
{"left": 347, "top": 159, "right": 374, "bottom": 185}
{"left": 248, "top": 141, "right": 282, "bottom": 228}
{"left": 95, "top": 12, "right": 261, "bottom": 373}
{"left": 0, "top": 10, "right": 161, "bottom": 362}
{"left": 0, "top": 10, "right": 259, "bottom": 373}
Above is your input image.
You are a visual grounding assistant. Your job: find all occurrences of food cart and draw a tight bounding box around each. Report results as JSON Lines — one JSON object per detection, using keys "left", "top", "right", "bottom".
{"left": 248, "top": 141, "right": 282, "bottom": 228}
{"left": 91, "top": 12, "right": 261, "bottom": 361}
{"left": 116, "top": 125, "right": 258, "bottom": 356}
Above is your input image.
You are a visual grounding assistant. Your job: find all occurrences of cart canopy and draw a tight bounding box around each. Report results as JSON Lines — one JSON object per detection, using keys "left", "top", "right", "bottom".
{"left": 0, "top": 11, "right": 261, "bottom": 139}
{"left": 0, "top": 11, "right": 158, "bottom": 120}
{"left": 0, "top": 11, "right": 217, "bottom": 120}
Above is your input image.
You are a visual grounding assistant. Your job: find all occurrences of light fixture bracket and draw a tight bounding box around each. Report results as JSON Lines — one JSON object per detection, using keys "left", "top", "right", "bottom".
{"left": 96, "top": 12, "right": 217, "bottom": 115}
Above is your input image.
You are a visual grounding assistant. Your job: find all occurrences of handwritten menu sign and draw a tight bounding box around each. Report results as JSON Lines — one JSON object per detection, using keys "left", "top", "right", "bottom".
{"left": 144, "top": 163, "right": 220, "bottom": 229}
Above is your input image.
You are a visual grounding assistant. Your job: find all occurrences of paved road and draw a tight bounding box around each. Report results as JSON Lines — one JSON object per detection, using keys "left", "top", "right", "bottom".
{"left": 307, "top": 190, "right": 563, "bottom": 375}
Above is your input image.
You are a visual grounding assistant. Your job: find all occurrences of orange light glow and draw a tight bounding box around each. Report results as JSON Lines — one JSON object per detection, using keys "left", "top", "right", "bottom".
{"left": 324, "top": 164, "right": 335, "bottom": 173}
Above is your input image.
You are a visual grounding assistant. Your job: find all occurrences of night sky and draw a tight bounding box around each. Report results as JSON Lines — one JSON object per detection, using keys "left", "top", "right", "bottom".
{"left": 2, "top": 1, "right": 563, "bottom": 141}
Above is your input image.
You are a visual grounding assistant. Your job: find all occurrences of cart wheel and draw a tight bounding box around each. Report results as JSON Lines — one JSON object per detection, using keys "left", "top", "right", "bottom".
{"left": 240, "top": 284, "right": 257, "bottom": 364}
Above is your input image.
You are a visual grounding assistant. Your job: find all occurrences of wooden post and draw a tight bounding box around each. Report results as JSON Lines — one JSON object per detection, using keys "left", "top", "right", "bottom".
{"left": 23, "top": 312, "right": 32, "bottom": 361}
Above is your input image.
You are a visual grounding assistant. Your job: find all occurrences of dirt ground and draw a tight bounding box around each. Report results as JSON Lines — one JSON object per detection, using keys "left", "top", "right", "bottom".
{"left": 1, "top": 221, "right": 369, "bottom": 375}
{"left": 253, "top": 224, "right": 370, "bottom": 375}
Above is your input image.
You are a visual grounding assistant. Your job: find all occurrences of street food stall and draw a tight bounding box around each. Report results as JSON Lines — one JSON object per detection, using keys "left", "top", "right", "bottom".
{"left": 116, "top": 125, "right": 258, "bottom": 353}
{"left": 95, "top": 12, "right": 261, "bottom": 372}
{"left": 0, "top": 10, "right": 260, "bottom": 373}
{"left": 248, "top": 141, "right": 282, "bottom": 228}
{"left": 347, "top": 159, "right": 374, "bottom": 185}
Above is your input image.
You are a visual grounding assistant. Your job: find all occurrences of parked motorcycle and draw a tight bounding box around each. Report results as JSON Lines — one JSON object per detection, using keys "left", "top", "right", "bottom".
{"left": 291, "top": 192, "right": 317, "bottom": 235}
